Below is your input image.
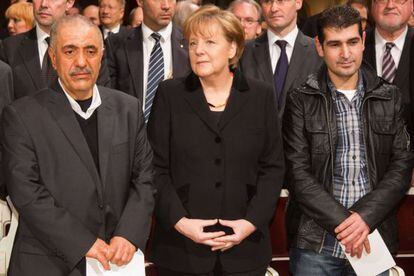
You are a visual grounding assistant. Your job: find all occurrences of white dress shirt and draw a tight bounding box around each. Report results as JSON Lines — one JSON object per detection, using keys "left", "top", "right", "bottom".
{"left": 102, "top": 24, "right": 121, "bottom": 39}
{"left": 59, "top": 79, "right": 102, "bottom": 119}
{"left": 36, "top": 25, "right": 50, "bottom": 69}
{"left": 141, "top": 22, "right": 173, "bottom": 110}
{"left": 374, "top": 26, "right": 407, "bottom": 77}
{"left": 268, "top": 26, "right": 299, "bottom": 73}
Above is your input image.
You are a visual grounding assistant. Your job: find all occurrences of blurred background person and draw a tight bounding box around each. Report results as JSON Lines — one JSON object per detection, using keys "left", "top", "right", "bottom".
{"left": 228, "top": 0, "right": 262, "bottom": 41}
{"left": 346, "top": 0, "right": 369, "bottom": 31}
{"left": 128, "top": 6, "right": 143, "bottom": 28}
{"left": 99, "top": 0, "right": 127, "bottom": 39}
{"left": 173, "top": 0, "right": 199, "bottom": 29}
{"left": 5, "top": 1, "right": 34, "bottom": 36}
{"left": 66, "top": 3, "right": 82, "bottom": 15}
{"left": 147, "top": 5, "right": 284, "bottom": 275}
{"left": 83, "top": 4, "right": 101, "bottom": 26}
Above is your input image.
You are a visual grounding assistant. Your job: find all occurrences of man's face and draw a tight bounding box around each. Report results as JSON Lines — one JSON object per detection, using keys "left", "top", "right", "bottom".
{"left": 49, "top": 23, "right": 103, "bottom": 98}
{"left": 231, "top": 2, "right": 262, "bottom": 41}
{"left": 99, "top": 0, "right": 124, "bottom": 29}
{"left": 138, "top": 0, "right": 176, "bottom": 31}
{"left": 351, "top": 3, "right": 368, "bottom": 30}
{"left": 316, "top": 24, "right": 365, "bottom": 82}
{"left": 261, "top": 0, "right": 302, "bottom": 35}
{"left": 32, "top": 0, "right": 74, "bottom": 31}
{"left": 372, "top": 0, "right": 413, "bottom": 33}
{"left": 131, "top": 7, "right": 144, "bottom": 27}
{"left": 83, "top": 5, "right": 101, "bottom": 26}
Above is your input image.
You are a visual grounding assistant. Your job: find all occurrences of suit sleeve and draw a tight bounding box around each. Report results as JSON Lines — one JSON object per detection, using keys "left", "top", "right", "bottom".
{"left": 114, "top": 104, "right": 155, "bottom": 250}
{"left": 244, "top": 85, "right": 285, "bottom": 232}
{"left": 1, "top": 105, "right": 96, "bottom": 270}
{"left": 283, "top": 90, "right": 350, "bottom": 234}
{"left": 350, "top": 87, "right": 413, "bottom": 230}
{"left": 147, "top": 82, "right": 189, "bottom": 229}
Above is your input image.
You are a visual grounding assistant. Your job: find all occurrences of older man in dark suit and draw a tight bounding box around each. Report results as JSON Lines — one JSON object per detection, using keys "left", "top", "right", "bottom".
{"left": 106, "top": 0, "right": 190, "bottom": 122}
{"left": 0, "top": 0, "right": 110, "bottom": 100}
{"left": 1, "top": 15, "right": 154, "bottom": 276}
{"left": 240, "top": 0, "right": 321, "bottom": 118}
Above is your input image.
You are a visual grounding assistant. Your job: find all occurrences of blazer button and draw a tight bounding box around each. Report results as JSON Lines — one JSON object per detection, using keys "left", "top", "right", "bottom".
{"left": 215, "top": 182, "right": 222, "bottom": 188}
{"left": 215, "top": 137, "right": 221, "bottom": 143}
{"left": 214, "top": 158, "right": 221, "bottom": 165}
{"left": 98, "top": 204, "right": 104, "bottom": 209}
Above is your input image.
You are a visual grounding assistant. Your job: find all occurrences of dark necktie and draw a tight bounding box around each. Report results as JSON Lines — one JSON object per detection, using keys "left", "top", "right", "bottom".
{"left": 144, "top": 33, "right": 164, "bottom": 123}
{"left": 41, "top": 37, "right": 54, "bottom": 87}
{"left": 382, "top": 42, "right": 396, "bottom": 83}
{"left": 273, "top": 40, "right": 288, "bottom": 108}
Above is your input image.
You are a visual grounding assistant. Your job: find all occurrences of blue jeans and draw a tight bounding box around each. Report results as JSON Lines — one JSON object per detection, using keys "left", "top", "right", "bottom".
{"left": 289, "top": 248, "right": 389, "bottom": 276}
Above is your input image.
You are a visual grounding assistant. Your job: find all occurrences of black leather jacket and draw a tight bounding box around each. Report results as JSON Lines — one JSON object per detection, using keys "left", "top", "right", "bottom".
{"left": 283, "top": 63, "right": 413, "bottom": 254}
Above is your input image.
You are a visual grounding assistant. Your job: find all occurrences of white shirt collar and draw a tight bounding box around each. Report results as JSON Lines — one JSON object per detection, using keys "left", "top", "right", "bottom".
{"left": 36, "top": 24, "right": 49, "bottom": 45}
{"left": 59, "top": 79, "right": 102, "bottom": 120}
{"left": 375, "top": 26, "right": 408, "bottom": 51}
{"left": 103, "top": 24, "right": 121, "bottom": 38}
{"left": 267, "top": 26, "right": 299, "bottom": 48}
{"left": 142, "top": 22, "right": 173, "bottom": 43}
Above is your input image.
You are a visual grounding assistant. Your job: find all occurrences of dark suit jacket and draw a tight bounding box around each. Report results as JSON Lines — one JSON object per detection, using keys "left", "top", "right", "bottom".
{"left": 0, "top": 60, "right": 13, "bottom": 199}
{"left": 105, "top": 25, "right": 191, "bottom": 103}
{"left": 364, "top": 27, "right": 414, "bottom": 135}
{"left": 147, "top": 72, "right": 285, "bottom": 273}
{"left": 240, "top": 30, "right": 322, "bottom": 117}
{"left": 1, "top": 84, "right": 155, "bottom": 276}
{"left": 0, "top": 28, "right": 111, "bottom": 100}
{"left": 100, "top": 25, "right": 129, "bottom": 40}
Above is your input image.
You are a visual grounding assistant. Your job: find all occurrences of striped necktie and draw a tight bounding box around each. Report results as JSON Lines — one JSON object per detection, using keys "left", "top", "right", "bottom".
{"left": 144, "top": 32, "right": 164, "bottom": 123}
{"left": 382, "top": 42, "right": 396, "bottom": 83}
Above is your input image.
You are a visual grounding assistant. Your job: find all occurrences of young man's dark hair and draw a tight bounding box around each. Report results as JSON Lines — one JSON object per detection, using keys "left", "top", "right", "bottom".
{"left": 316, "top": 5, "right": 363, "bottom": 44}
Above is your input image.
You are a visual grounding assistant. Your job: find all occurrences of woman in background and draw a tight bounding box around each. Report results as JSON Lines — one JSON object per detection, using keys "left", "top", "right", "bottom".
{"left": 5, "top": 1, "right": 34, "bottom": 36}
{"left": 148, "top": 5, "right": 285, "bottom": 276}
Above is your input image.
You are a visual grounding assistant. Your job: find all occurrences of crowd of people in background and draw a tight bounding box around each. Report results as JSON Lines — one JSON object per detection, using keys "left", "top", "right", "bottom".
{"left": 0, "top": 0, "right": 413, "bottom": 275}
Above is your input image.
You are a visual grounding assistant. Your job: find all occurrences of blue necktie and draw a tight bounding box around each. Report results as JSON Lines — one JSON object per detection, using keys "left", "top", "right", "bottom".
{"left": 273, "top": 40, "right": 288, "bottom": 108}
{"left": 144, "top": 33, "right": 164, "bottom": 123}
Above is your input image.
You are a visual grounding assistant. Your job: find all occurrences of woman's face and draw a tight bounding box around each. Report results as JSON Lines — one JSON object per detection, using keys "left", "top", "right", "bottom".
{"left": 8, "top": 16, "right": 31, "bottom": 36}
{"left": 188, "top": 23, "right": 237, "bottom": 79}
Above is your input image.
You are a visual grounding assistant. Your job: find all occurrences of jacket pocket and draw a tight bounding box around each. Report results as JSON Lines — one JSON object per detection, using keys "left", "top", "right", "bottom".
{"left": 371, "top": 120, "right": 395, "bottom": 153}
{"left": 305, "top": 119, "right": 329, "bottom": 153}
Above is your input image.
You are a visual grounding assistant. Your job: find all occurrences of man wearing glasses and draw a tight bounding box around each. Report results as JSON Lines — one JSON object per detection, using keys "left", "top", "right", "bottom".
{"left": 228, "top": 0, "right": 262, "bottom": 41}
{"left": 364, "top": 0, "right": 414, "bottom": 180}
{"left": 240, "top": 0, "right": 321, "bottom": 118}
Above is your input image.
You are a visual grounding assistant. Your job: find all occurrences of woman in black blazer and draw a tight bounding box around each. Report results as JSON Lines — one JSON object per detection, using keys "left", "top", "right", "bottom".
{"left": 147, "top": 5, "right": 285, "bottom": 275}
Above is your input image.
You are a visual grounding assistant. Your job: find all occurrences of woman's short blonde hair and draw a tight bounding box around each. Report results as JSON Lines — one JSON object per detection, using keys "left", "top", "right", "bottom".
{"left": 183, "top": 5, "right": 245, "bottom": 68}
{"left": 5, "top": 2, "right": 35, "bottom": 29}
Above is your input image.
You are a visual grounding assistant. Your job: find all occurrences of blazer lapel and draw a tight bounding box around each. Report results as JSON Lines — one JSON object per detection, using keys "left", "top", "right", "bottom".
{"left": 43, "top": 85, "right": 103, "bottom": 200}
{"left": 96, "top": 88, "right": 114, "bottom": 187}
{"left": 219, "top": 72, "right": 250, "bottom": 130}
{"left": 393, "top": 27, "right": 413, "bottom": 87}
{"left": 253, "top": 33, "right": 274, "bottom": 85}
{"left": 364, "top": 29, "right": 377, "bottom": 71}
{"left": 19, "top": 28, "right": 43, "bottom": 90}
{"left": 171, "top": 26, "right": 190, "bottom": 78}
{"left": 126, "top": 28, "right": 144, "bottom": 102}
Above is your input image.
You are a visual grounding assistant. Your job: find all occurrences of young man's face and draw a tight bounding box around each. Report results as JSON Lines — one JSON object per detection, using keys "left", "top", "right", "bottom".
{"left": 316, "top": 24, "right": 365, "bottom": 82}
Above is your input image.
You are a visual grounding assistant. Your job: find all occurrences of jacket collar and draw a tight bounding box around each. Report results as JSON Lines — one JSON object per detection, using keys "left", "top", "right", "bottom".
{"left": 184, "top": 68, "right": 250, "bottom": 92}
{"left": 304, "top": 61, "right": 391, "bottom": 99}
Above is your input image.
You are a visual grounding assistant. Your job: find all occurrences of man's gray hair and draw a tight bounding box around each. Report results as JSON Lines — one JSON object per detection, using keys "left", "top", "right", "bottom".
{"left": 49, "top": 15, "right": 104, "bottom": 51}
{"left": 227, "top": 0, "right": 262, "bottom": 21}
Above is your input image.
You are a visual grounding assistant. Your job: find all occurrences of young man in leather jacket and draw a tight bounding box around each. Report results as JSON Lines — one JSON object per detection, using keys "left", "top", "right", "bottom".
{"left": 283, "top": 5, "right": 413, "bottom": 276}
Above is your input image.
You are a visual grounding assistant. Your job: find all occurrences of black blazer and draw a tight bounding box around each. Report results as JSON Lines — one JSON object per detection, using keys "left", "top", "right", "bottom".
{"left": 2, "top": 84, "right": 155, "bottom": 276}
{"left": 363, "top": 27, "right": 414, "bottom": 134}
{"left": 240, "top": 30, "right": 322, "bottom": 117}
{"left": 147, "top": 72, "right": 285, "bottom": 273}
{"left": 0, "top": 28, "right": 111, "bottom": 100}
{"left": 105, "top": 25, "right": 191, "bottom": 103}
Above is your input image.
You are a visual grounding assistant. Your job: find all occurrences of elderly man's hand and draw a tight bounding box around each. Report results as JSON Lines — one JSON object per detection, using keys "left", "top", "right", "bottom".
{"left": 174, "top": 217, "right": 226, "bottom": 247}
{"left": 335, "top": 212, "right": 370, "bottom": 256}
{"left": 106, "top": 236, "right": 136, "bottom": 266}
{"left": 86, "top": 238, "right": 110, "bottom": 270}
{"left": 211, "top": 219, "right": 256, "bottom": 252}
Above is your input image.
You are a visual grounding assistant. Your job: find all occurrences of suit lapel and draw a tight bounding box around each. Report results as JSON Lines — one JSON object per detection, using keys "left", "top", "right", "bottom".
{"left": 96, "top": 88, "right": 114, "bottom": 187}
{"left": 126, "top": 28, "right": 144, "bottom": 102}
{"left": 253, "top": 33, "right": 274, "bottom": 85}
{"left": 171, "top": 26, "right": 190, "bottom": 78}
{"left": 19, "top": 28, "right": 43, "bottom": 90}
{"left": 394, "top": 28, "right": 413, "bottom": 87}
{"left": 364, "top": 29, "right": 377, "bottom": 71}
{"left": 43, "top": 86, "right": 103, "bottom": 200}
